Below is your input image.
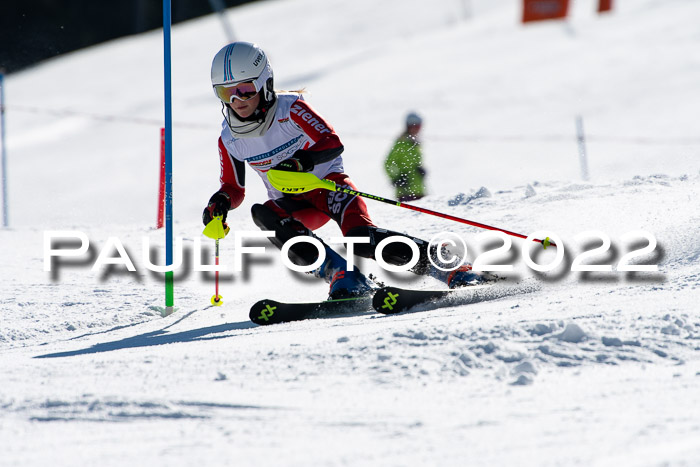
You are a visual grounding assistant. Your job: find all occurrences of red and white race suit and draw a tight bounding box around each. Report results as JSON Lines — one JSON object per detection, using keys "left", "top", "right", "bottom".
{"left": 218, "top": 93, "right": 344, "bottom": 204}
{"left": 216, "top": 93, "right": 373, "bottom": 233}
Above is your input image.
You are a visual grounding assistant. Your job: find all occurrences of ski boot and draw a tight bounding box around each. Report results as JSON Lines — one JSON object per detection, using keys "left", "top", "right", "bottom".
{"left": 314, "top": 244, "right": 375, "bottom": 300}
{"left": 426, "top": 263, "right": 485, "bottom": 288}
{"left": 425, "top": 243, "right": 495, "bottom": 288}
{"left": 446, "top": 264, "right": 488, "bottom": 288}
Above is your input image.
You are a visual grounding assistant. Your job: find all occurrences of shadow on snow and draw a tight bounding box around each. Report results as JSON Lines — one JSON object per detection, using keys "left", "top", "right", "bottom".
{"left": 34, "top": 320, "right": 256, "bottom": 359}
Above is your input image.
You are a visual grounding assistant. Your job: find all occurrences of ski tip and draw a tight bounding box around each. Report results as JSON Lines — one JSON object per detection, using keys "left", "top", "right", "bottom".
{"left": 372, "top": 287, "right": 405, "bottom": 315}
{"left": 249, "top": 300, "right": 281, "bottom": 325}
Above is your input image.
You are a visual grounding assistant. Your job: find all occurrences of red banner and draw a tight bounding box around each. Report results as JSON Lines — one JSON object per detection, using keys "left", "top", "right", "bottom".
{"left": 157, "top": 127, "right": 165, "bottom": 229}
{"left": 598, "top": 0, "right": 613, "bottom": 13}
{"left": 522, "top": 0, "right": 570, "bottom": 23}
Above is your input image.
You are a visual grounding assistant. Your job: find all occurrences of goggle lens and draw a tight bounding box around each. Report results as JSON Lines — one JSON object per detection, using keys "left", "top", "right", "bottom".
{"left": 214, "top": 81, "right": 259, "bottom": 102}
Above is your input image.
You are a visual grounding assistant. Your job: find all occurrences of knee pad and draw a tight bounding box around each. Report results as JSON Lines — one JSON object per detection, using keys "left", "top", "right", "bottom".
{"left": 251, "top": 203, "right": 322, "bottom": 266}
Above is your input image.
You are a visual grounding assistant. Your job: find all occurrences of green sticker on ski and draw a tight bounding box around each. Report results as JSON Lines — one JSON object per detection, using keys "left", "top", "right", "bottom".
{"left": 257, "top": 304, "right": 276, "bottom": 322}
{"left": 381, "top": 292, "right": 399, "bottom": 311}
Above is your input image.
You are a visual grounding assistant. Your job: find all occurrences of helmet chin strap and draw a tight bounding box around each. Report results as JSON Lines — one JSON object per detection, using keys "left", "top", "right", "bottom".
{"left": 223, "top": 103, "right": 263, "bottom": 123}
{"left": 221, "top": 92, "right": 278, "bottom": 138}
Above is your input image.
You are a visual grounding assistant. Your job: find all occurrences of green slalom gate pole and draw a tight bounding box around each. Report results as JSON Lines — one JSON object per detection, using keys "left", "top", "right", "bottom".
{"left": 163, "top": 0, "right": 175, "bottom": 314}
{"left": 266, "top": 170, "right": 554, "bottom": 248}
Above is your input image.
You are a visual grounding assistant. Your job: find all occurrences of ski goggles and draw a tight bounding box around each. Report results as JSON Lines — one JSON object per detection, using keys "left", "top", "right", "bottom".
{"left": 214, "top": 81, "right": 259, "bottom": 102}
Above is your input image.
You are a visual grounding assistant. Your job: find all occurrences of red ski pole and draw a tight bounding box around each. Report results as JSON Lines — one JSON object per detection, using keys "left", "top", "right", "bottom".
{"left": 212, "top": 238, "right": 222, "bottom": 306}
{"left": 157, "top": 128, "right": 166, "bottom": 229}
{"left": 267, "top": 171, "right": 555, "bottom": 248}
{"left": 203, "top": 216, "right": 229, "bottom": 306}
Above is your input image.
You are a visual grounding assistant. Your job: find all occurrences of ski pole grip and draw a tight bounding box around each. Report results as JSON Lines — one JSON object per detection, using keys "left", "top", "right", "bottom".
{"left": 267, "top": 170, "right": 337, "bottom": 193}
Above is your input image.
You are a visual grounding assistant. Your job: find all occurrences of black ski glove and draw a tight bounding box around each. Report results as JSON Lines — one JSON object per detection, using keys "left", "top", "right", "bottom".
{"left": 272, "top": 150, "right": 315, "bottom": 172}
{"left": 202, "top": 191, "right": 231, "bottom": 226}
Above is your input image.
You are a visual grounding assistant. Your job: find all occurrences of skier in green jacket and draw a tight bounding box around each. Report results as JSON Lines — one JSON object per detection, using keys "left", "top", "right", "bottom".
{"left": 384, "top": 112, "right": 427, "bottom": 202}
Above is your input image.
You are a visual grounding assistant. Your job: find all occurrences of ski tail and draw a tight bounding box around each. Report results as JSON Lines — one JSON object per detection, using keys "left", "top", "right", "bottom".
{"left": 372, "top": 281, "right": 540, "bottom": 315}
{"left": 250, "top": 296, "right": 373, "bottom": 325}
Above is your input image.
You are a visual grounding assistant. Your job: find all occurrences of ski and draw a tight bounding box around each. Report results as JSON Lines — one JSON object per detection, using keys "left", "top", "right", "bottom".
{"left": 249, "top": 295, "right": 373, "bottom": 325}
{"left": 250, "top": 281, "right": 539, "bottom": 325}
{"left": 372, "top": 281, "right": 539, "bottom": 315}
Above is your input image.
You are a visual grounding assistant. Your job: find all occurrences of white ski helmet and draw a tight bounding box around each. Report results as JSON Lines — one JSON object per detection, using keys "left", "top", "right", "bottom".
{"left": 211, "top": 41, "right": 274, "bottom": 103}
{"left": 211, "top": 42, "right": 277, "bottom": 137}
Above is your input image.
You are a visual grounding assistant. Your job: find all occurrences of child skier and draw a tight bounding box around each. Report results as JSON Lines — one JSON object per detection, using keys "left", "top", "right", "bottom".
{"left": 202, "top": 42, "right": 488, "bottom": 299}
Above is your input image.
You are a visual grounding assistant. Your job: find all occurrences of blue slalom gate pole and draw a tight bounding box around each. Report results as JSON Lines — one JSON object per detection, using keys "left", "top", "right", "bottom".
{"left": 1, "top": 71, "right": 8, "bottom": 227}
{"left": 163, "top": 1, "right": 175, "bottom": 314}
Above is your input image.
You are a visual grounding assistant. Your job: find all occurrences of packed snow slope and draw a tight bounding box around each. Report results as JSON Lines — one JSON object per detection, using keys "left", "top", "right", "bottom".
{"left": 1, "top": 0, "right": 699, "bottom": 466}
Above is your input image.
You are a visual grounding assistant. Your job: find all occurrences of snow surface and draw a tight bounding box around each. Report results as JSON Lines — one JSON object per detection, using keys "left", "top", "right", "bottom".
{"left": 1, "top": 0, "right": 699, "bottom": 465}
